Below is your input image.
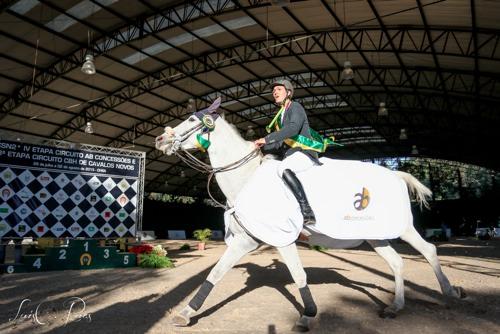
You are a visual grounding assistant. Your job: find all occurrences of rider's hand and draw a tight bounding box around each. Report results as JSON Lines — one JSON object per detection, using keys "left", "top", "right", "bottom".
{"left": 254, "top": 138, "right": 266, "bottom": 148}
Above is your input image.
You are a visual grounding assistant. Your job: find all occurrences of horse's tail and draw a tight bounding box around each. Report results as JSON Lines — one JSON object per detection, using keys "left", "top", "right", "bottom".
{"left": 394, "top": 171, "right": 432, "bottom": 209}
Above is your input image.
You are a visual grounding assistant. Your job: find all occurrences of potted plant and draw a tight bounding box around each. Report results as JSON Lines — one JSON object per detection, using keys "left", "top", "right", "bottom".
{"left": 193, "top": 228, "right": 212, "bottom": 250}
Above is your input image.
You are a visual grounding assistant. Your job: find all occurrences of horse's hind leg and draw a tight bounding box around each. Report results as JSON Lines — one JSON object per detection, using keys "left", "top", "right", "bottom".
{"left": 400, "top": 224, "right": 465, "bottom": 299}
{"left": 367, "top": 240, "right": 405, "bottom": 318}
{"left": 172, "top": 233, "right": 259, "bottom": 326}
{"left": 277, "top": 243, "right": 317, "bottom": 331}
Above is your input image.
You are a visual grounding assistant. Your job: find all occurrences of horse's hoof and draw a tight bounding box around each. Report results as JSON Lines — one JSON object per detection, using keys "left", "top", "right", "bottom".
{"left": 379, "top": 307, "right": 398, "bottom": 319}
{"left": 455, "top": 286, "right": 467, "bottom": 299}
{"left": 292, "top": 315, "right": 313, "bottom": 332}
{"left": 171, "top": 314, "right": 190, "bottom": 327}
{"left": 292, "top": 323, "right": 310, "bottom": 332}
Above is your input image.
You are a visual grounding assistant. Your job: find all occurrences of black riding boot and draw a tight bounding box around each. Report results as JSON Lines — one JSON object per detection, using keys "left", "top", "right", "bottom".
{"left": 282, "top": 169, "right": 316, "bottom": 225}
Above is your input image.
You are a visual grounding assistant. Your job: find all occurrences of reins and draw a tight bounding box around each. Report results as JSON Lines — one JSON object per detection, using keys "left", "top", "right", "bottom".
{"left": 174, "top": 146, "right": 261, "bottom": 209}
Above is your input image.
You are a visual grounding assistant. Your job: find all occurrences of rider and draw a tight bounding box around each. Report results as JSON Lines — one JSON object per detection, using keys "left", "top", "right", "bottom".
{"left": 254, "top": 79, "right": 318, "bottom": 225}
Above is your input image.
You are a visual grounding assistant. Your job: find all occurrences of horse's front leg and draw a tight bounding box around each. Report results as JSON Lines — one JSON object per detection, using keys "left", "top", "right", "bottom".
{"left": 172, "top": 233, "right": 259, "bottom": 326}
{"left": 277, "top": 243, "right": 317, "bottom": 332}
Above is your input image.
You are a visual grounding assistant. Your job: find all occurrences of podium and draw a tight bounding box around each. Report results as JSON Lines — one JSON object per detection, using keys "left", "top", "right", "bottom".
{"left": 1, "top": 239, "right": 136, "bottom": 274}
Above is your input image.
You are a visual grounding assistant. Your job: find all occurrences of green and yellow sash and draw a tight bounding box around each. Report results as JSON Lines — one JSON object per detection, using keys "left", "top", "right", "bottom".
{"left": 266, "top": 102, "right": 342, "bottom": 153}
{"left": 195, "top": 133, "right": 211, "bottom": 152}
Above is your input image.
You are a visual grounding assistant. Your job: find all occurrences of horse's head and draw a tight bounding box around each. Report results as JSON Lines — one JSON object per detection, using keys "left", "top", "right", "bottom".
{"left": 155, "top": 97, "right": 222, "bottom": 155}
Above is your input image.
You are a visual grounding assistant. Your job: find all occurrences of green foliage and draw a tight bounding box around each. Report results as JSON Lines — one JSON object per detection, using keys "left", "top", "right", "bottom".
{"left": 193, "top": 228, "right": 212, "bottom": 242}
{"left": 147, "top": 192, "right": 196, "bottom": 204}
{"left": 383, "top": 157, "right": 499, "bottom": 201}
{"left": 139, "top": 254, "right": 174, "bottom": 269}
{"left": 179, "top": 243, "right": 191, "bottom": 250}
{"left": 310, "top": 244, "right": 328, "bottom": 251}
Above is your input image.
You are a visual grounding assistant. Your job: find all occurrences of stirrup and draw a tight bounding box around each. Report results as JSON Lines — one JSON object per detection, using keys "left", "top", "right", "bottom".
{"left": 304, "top": 218, "right": 316, "bottom": 225}
{"left": 303, "top": 211, "right": 316, "bottom": 225}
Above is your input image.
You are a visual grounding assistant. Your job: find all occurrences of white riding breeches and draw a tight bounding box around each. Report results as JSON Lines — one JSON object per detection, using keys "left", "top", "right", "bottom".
{"left": 277, "top": 151, "right": 315, "bottom": 177}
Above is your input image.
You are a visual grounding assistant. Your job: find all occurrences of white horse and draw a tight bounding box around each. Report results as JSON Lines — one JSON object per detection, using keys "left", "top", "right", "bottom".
{"left": 155, "top": 98, "right": 464, "bottom": 331}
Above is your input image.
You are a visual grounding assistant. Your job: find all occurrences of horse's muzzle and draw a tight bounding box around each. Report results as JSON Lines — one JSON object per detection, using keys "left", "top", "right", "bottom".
{"left": 155, "top": 135, "right": 166, "bottom": 149}
{"left": 156, "top": 134, "right": 180, "bottom": 155}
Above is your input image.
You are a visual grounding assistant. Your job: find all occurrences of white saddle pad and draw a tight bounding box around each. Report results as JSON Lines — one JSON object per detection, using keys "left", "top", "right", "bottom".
{"left": 233, "top": 158, "right": 412, "bottom": 247}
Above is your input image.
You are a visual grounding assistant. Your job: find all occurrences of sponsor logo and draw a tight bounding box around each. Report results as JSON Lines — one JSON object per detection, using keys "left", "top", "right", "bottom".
{"left": 80, "top": 253, "right": 92, "bottom": 266}
{"left": 343, "top": 214, "right": 375, "bottom": 221}
{"left": 0, "top": 207, "right": 9, "bottom": 213}
{"left": 37, "top": 226, "right": 45, "bottom": 232}
{"left": 119, "top": 195, "right": 128, "bottom": 206}
{"left": 18, "top": 225, "right": 26, "bottom": 232}
{"left": 89, "top": 195, "right": 97, "bottom": 203}
{"left": 2, "top": 189, "right": 11, "bottom": 199}
{"left": 354, "top": 187, "right": 370, "bottom": 211}
{"left": 19, "top": 190, "right": 30, "bottom": 200}
{"left": 0, "top": 223, "right": 8, "bottom": 231}
{"left": 343, "top": 187, "right": 374, "bottom": 222}
{"left": 55, "top": 193, "right": 66, "bottom": 200}
{"left": 54, "top": 213, "right": 64, "bottom": 219}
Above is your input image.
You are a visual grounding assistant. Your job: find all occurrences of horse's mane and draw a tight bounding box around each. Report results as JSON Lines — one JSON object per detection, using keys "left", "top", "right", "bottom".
{"left": 218, "top": 117, "right": 251, "bottom": 146}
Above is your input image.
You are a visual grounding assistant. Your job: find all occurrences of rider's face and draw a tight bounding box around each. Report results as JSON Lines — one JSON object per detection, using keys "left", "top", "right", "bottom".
{"left": 273, "top": 85, "right": 288, "bottom": 104}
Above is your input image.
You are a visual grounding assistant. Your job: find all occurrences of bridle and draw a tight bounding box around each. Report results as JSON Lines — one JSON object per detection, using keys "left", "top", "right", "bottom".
{"left": 162, "top": 113, "right": 261, "bottom": 209}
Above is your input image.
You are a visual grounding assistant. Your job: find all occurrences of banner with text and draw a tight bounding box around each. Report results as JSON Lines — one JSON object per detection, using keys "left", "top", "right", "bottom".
{"left": 0, "top": 140, "right": 140, "bottom": 238}
{"left": 0, "top": 141, "right": 139, "bottom": 177}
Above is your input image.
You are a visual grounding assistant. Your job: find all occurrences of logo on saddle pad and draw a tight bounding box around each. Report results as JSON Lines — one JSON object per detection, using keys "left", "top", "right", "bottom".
{"left": 353, "top": 187, "right": 370, "bottom": 211}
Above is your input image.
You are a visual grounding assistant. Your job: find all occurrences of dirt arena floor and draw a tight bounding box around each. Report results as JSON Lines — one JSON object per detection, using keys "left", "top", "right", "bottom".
{"left": 1, "top": 237, "right": 499, "bottom": 334}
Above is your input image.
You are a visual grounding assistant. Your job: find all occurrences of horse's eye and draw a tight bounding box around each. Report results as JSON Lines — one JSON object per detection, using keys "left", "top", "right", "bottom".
{"left": 188, "top": 116, "right": 197, "bottom": 122}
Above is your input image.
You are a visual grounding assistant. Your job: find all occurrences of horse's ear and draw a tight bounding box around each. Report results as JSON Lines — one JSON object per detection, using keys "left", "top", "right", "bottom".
{"left": 207, "top": 97, "right": 221, "bottom": 114}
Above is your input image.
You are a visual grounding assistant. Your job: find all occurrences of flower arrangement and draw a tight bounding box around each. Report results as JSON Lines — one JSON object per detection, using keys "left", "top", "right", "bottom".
{"left": 128, "top": 244, "right": 173, "bottom": 268}
{"left": 129, "top": 244, "right": 154, "bottom": 255}
{"left": 151, "top": 245, "right": 167, "bottom": 257}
